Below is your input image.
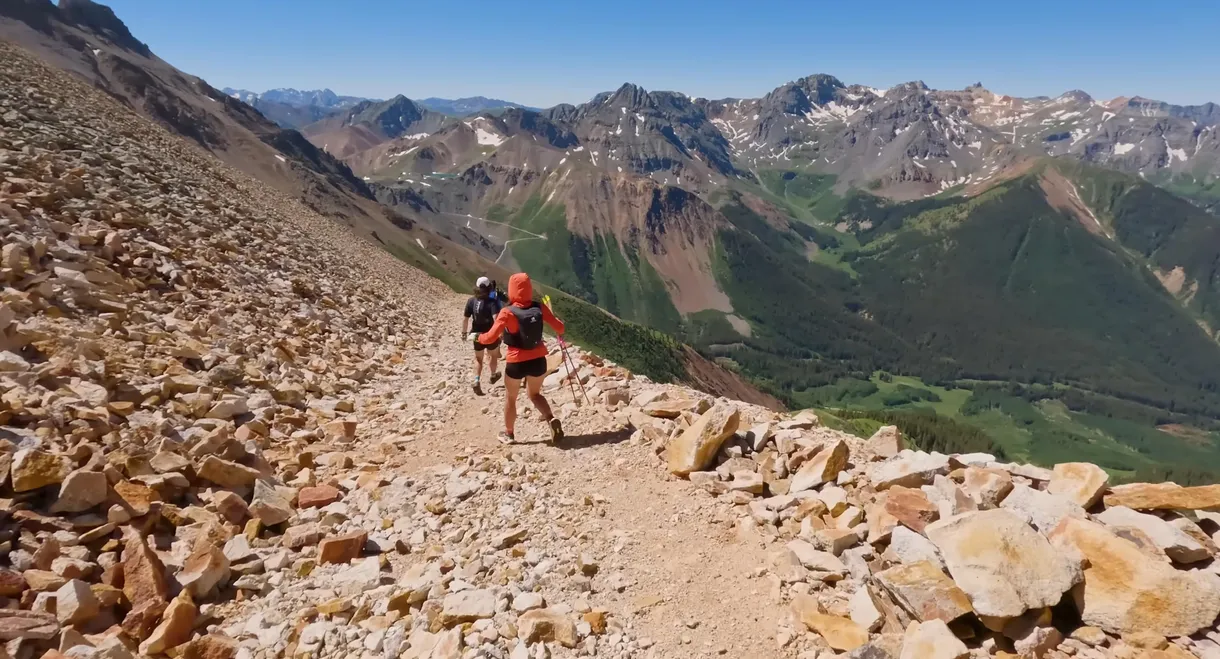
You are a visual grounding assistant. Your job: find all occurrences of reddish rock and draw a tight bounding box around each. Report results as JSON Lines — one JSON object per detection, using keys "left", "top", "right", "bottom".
{"left": 181, "top": 634, "right": 238, "bottom": 659}
{"left": 0, "top": 569, "right": 27, "bottom": 596}
{"left": 297, "top": 484, "right": 341, "bottom": 509}
{"left": 212, "top": 491, "right": 250, "bottom": 524}
{"left": 318, "top": 530, "right": 367, "bottom": 564}
{"left": 884, "top": 486, "right": 939, "bottom": 534}
{"left": 120, "top": 532, "right": 168, "bottom": 609}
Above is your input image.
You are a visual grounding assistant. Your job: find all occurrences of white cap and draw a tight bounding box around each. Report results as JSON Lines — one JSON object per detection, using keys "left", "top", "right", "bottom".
{"left": 476, "top": 276, "right": 490, "bottom": 288}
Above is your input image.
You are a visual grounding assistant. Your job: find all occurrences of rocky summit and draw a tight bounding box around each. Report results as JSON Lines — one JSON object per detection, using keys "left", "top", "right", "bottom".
{"left": 3, "top": 34, "right": 1220, "bottom": 659}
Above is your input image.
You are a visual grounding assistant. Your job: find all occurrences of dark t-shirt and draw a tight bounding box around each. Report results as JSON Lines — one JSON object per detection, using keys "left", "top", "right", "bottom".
{"left": 464, "top": 295, "right": 501, "bottom": 333}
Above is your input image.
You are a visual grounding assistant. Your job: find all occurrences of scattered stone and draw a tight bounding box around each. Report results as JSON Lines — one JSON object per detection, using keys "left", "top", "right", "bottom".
{"left": 790, "top": 439, "right": 850, "bottom": 492}
{"left": 50, "top": 469, "right": 109, "bottom": 514}
{"left": 883, "top": 486, "right": 939, "bottom": 533}
{"left": 1047, "top": 462, "right": 1109, "bottom": 509}
{"left": 875, "top": 561, "right": 973, "bottom": 622}
{"left": 318, "top": 530, "right": 367, "bottom": 564}
{"left": 870, "top": 451, "right": 951, "bottom": 490}
{"left": 12, "top": 449, "right": 70, "bottom": 492}
{"left": 792, "top": 593, "right": 868, "bottom": 652}
{"left": 1095, "top": 506, "right": 1211, "bottom": 563}
{"left": 866, "top": 426, "right": 904, "bottom": 460}
{"left": 666, "top": 403, "right": 741, "bottom": 475}
{"left": 899, "top": 620, "right": 969, "bottom": 659}
{"left": 1103, "top": 483, "right": 1220, "bottom": 511}
{"left": 961, "top": 467, "right": 1013, "bottom": 509}
{"left": 139, "top": 592, "right": 196, "bottom": 655}
{"left": 517, "top": 608, "right": 579, "bottom": 648}
{"left": 297, "top": 484, "right": 342, "bottom": 508}
{"left": 1000, "top": 483, "right": 1086, "bottom": 534}
{"left": 54, "top": 579, "right": 99, "bottom": 625}
{"left": 884, "top": 526, "right": 945, "bottom": 570}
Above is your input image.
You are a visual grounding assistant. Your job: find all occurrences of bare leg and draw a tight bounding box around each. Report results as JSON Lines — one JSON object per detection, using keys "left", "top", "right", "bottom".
{"left": 525, "top": 374, "right": 553, "bottom": 420}
{"left": 503, "top": 376, "right": 521, "bottom": 435}
{"left": 488, "top": 348, "right": 499, "bottom": 376}
{"left": 473, "top": 350, "right": 484, "bottom": 380}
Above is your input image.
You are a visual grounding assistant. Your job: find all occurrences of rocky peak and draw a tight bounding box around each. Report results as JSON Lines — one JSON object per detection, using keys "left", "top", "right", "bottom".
{"left": 608, "top": 82, "right": 650, "bottom": 109}
{"left": 761, "top": 83, "right": 813, "bottom": 116}
{"left": 57, "top": 0, "right": 150, "bottom": 56}
{"left": 795, "top": 73, "right": 845, "bottom": 105}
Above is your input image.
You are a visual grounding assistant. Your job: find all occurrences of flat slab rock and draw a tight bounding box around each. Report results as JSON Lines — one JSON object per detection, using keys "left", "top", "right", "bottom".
{"left": 925, "top": 508, "right": 1082, "bottom": 618}
{"left": 1050, "top": 517, "right": 1220, "bottom": 637}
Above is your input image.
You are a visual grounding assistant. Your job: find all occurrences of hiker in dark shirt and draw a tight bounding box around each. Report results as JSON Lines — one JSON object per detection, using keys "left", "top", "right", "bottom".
{"left": 462, "top": 276, "right": 503, "bottom": 395}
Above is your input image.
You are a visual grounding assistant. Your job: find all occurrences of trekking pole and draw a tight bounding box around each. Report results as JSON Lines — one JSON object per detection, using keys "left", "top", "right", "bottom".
{"left": 558, "top": 337, "right": 593, "bottom": 406}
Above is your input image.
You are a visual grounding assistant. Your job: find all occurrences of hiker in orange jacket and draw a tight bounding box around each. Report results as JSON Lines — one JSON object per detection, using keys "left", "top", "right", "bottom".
{"left": 477, "top": 273, "right": 565, "bottom": 444}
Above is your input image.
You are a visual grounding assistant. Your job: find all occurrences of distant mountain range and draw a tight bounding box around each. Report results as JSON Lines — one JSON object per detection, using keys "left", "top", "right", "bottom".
{"left": 221, "top": 87, "right": 537, "bottom": 128}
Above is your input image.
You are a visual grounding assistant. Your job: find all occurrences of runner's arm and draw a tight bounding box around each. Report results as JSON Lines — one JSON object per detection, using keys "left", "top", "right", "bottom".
{"left": 541, "top": 304, "right": 565, "bottom": 336}
{"left": 477, "top": 309, "right": 511, "bottom": 345}
{"left": 461, "top": 299, "right": 473, "bottom": 337}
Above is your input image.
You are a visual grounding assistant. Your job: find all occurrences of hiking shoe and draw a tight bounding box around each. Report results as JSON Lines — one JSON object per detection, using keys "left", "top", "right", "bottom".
{"left": 548, "top": 418, "right": 564, "bottom": 442}
{"left": 472, "top": 382, "right": 483, "bottom": 396}
{"left": 497, "top": 431, "right": 516, "bottom": 445}
{"left": 489, "top": 372, "right": 502, "bottom": 385}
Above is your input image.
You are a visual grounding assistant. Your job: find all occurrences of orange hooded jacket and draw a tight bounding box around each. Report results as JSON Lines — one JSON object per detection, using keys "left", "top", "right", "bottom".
{"left": 477, "top": 273, "right": 565, "bottom": 363}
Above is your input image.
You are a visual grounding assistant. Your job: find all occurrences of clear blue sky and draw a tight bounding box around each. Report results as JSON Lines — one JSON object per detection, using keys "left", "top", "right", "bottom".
{"left": 101, "top": 0, "right": 1219, "bottom": 108}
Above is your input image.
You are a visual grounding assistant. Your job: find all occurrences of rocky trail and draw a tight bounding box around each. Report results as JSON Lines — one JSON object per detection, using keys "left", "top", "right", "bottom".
{"left": 5, "top": 36, "right": 1220, "bottom": 659}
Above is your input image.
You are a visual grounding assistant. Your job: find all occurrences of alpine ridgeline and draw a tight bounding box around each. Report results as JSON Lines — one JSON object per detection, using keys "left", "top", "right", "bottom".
{"left": 317, "top": 79, "right": 1220, "bottom": 480}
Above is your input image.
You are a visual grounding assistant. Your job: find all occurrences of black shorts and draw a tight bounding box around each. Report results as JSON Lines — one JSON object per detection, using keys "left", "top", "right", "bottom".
{"left": 474, "top": 339, "right": 501, "bottom": 352}
{"left": 505, "top": 357, "right": 547, "bottom": 380}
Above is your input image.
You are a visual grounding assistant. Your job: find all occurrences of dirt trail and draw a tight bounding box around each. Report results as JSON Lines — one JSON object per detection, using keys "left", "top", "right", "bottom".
{"left": 356, "top": 305, "right": 787, "bottom": 657}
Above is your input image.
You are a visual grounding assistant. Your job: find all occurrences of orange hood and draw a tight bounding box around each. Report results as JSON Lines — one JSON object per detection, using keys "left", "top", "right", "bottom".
{"left": 508, "top": 272, "right": 533, "bottom": 306}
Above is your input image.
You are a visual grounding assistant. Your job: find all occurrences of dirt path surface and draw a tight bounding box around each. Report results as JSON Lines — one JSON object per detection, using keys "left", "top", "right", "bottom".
{"left": 223, "top": 306, "right": 789, "bottom": 658}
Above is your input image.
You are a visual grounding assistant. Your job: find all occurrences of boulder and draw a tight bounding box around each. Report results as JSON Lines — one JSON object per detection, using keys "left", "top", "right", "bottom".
{"left": 50, "top": 469, "right": 109, "bottom": 513}
{"left": 790, "top": 440, "right": 850, "bottom": 493}
{"left": 11, "top": 449, "right": 70, "bottom": 492}
{"left": 883, "top": 486, "right": 939, "bottom": 533}
{"left": 961, "top": 467, "right": 1013, "bottom": 509}
{"left": 1095, "top": 506, "right": 1211, "bottom": 563}
{"left": 792, "top": 593, "right": 868, "bottom": 651}
{"left": 1104, "top": 483, "right": 1220, "bottom": 511}
{"left": 925, "top": 509, "right": 1081, "bottom": 617}
{"left": 875, "top": 561, "right": 972, "bottom": 622}
{"left": 318, "top": 530, "right": 367, "bottom": 564}
{"left": 866, "top": 425, "right": 904, "bottom": 459}
{"left": 869, "top": 451, "right": 950, "bottom": 490}
{"left": 665, "top": 403, "right": 740, "bottom": 476}
{"left": 899, "top": 620, "right": 969, "bottom": 659}
{"left": 1047, "top": 462, "right": 1109, "bottom": 509}
{"left": 1050, "top": 516, "right": 1220, "bottom": 636}
{"left": 517, "top": 609, "right": 578, "bottom": 648}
